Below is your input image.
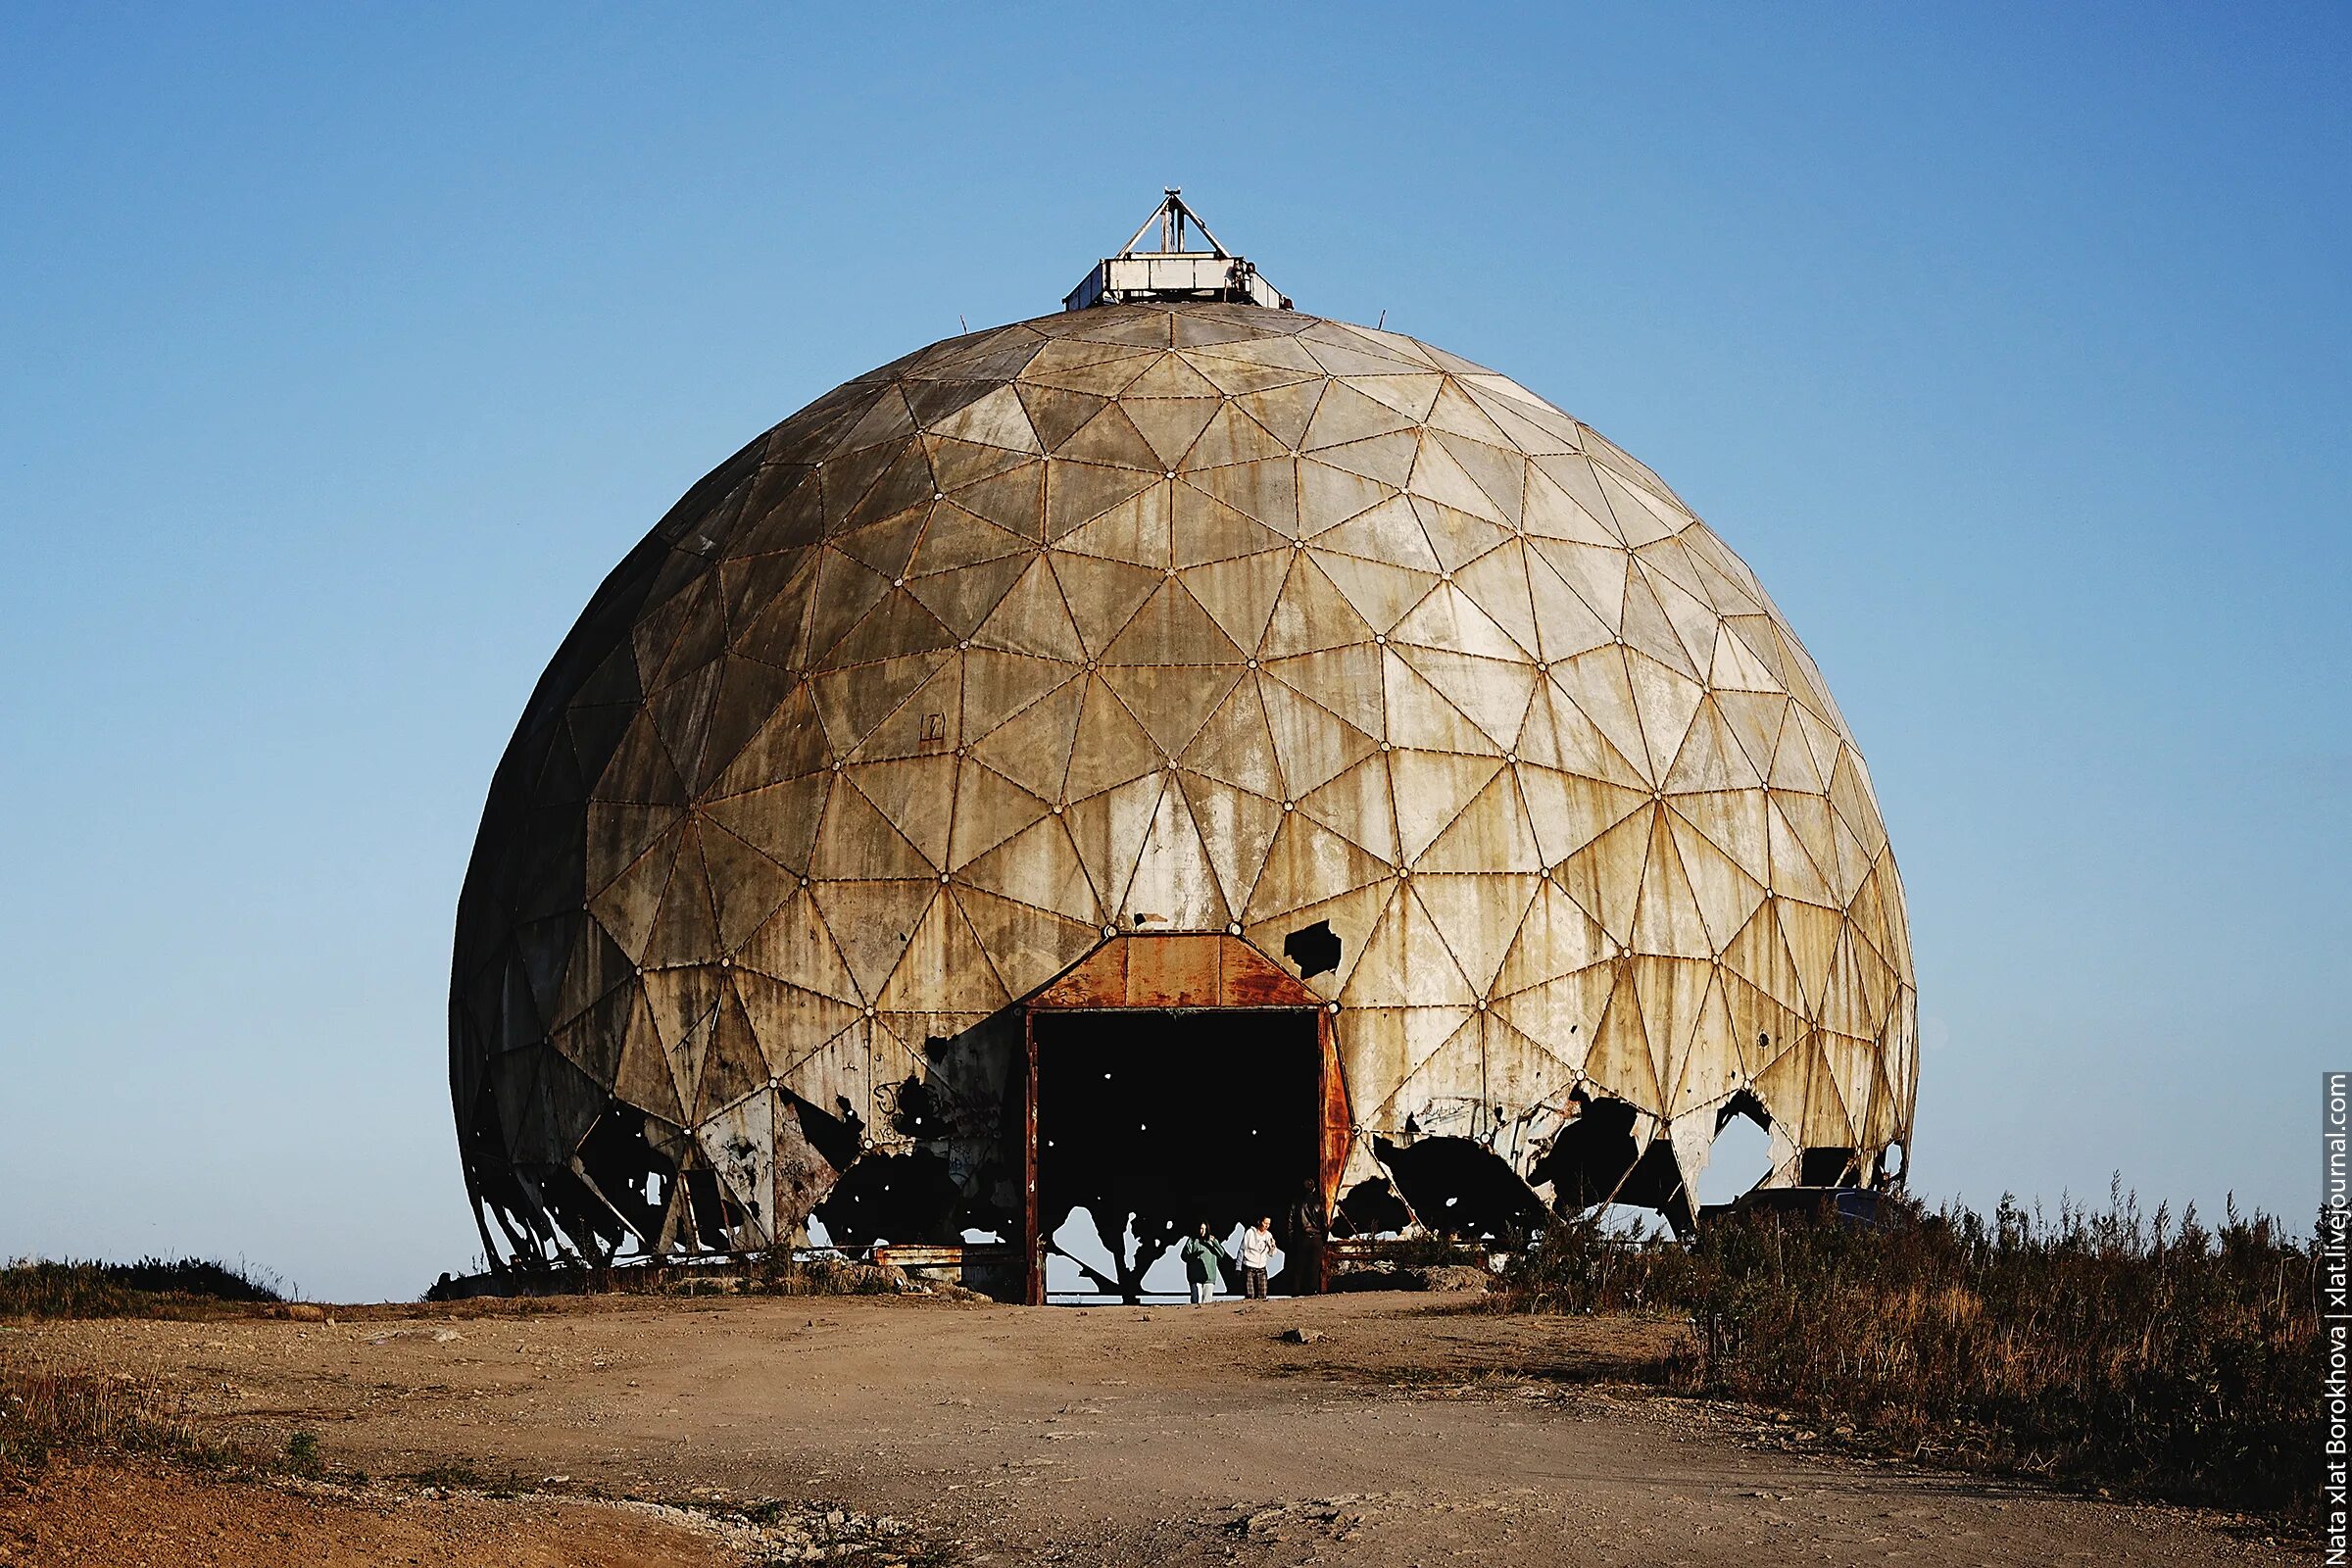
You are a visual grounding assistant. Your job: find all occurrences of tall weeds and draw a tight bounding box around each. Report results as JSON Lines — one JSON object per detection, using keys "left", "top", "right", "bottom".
{"left": 1505, "top": 1187, "right": 2315, "bottom": 1518}
{"left": 0, "top": 1366, "right": 235, "bottom": 1478}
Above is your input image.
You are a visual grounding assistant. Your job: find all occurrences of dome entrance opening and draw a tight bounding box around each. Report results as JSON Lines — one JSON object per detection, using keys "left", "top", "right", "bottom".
{"left": 1034, "top": 1009, "right": 1320, "bottom": 1303}
{"left": 1021, "top": 933, "right": 1348, "bottom": 1305}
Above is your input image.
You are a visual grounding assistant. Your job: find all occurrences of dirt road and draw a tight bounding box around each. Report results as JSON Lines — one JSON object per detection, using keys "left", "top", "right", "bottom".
{"left": 2, "top": 1292, "right": 2286, "bottom": 1565}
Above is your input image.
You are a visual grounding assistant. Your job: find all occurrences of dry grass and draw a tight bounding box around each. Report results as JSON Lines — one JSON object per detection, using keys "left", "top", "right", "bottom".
{"left": 0, "top": 1364, "right": 237, "bottom": 1479}
{"left": 1503, "top": 1186, "right": 2315, "bottom": 1519}
{"left": 0, "top": 1256, "right": 296, "bottom": 1482}
{"left": 0, "top": 1257, "right": 286, "bottom": 1321}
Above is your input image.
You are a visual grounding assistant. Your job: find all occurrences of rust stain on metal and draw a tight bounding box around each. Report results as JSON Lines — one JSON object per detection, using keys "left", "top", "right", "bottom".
{"left": 1032, "top": 935, "right": 1321, "bottom": 1012}
{"left": 1318, "top": 1009, "right": 1351, "bottom": 1216}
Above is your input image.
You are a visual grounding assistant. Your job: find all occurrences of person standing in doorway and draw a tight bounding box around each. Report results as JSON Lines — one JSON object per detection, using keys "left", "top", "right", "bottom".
{"left": 1179, "top": 1221, "right": 1228, "bottom": 1305}
{"left": 1237, "top": 1215, "right": 1279, "bottom": 1299}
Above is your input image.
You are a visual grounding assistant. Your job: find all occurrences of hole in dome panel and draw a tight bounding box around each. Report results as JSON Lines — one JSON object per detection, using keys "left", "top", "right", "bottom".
{"left": 1696, "top": 1103, "right": 1774, "bottom": 1209}
{"left": 1282, "top": 920, "right": 1342, "bottom": 978}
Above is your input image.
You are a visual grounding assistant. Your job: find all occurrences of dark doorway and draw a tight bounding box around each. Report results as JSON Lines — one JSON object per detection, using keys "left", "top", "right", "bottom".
{"left": 1033, "top": 1008, "right": 1320, "bottom": 1301}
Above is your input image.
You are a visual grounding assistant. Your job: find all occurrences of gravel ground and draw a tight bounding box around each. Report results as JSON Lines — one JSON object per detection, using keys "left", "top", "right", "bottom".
{"left": 0, "top": 1292, "right": 2296, "bottom": 1566}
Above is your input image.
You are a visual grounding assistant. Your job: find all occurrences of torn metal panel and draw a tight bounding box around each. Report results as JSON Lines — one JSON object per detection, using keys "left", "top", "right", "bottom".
{"left": 695, "top": 1091, "right": 777, "bottom": 1247}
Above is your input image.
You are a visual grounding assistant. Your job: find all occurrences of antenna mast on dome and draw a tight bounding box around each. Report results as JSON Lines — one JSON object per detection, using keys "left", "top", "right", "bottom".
{"left": 1062, "top": 188, "right": 1292, "bottom": 313}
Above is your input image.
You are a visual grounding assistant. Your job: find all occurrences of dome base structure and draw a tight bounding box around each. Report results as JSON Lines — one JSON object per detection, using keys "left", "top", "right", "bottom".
{"left": 451, "top": 297, "right": 1916, "bottom": 1295}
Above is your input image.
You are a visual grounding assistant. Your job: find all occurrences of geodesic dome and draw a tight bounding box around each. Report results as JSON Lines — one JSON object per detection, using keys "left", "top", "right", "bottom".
{"left": 451, "top": 297, "right": 1916, "bottom": 1271}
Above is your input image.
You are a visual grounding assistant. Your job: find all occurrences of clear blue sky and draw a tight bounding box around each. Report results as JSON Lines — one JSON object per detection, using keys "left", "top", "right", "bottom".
{"left": 2, "top": 4, "right": 2342, "bottom": 1301}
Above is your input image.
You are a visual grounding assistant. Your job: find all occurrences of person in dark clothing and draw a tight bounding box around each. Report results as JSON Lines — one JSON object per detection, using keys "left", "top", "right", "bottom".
{"left": 1290, "top": 1177, "right": 1328, "bottom": 1295}
{"left": 1179, "top": 1221, "right": 1230, "bottom": 1305}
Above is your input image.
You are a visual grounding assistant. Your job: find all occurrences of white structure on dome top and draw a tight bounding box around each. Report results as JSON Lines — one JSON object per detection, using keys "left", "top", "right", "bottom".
{"left": 1063, "top": 189, "right": 1290, "bottom": 313}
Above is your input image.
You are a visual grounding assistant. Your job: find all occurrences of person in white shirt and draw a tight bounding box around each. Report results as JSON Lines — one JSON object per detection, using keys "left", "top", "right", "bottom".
{"left": 1236, "top": 1215, "right": 1279, "bottom": 1299}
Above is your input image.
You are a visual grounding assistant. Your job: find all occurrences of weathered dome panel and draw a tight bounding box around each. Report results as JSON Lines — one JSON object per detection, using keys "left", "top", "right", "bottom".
{"left": 452, "top": 302, "right": 1915, "bottom": 1265}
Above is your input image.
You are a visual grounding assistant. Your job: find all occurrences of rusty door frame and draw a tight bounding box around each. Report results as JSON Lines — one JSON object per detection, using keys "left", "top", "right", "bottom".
{"left": 1014, "top": 933, "right": 1349, "bottom": 1306}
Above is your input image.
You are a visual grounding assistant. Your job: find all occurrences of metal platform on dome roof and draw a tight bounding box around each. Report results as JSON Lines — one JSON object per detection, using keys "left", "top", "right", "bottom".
{"left": 1063, "top": 188, "right": 1292, "bottom": 312}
